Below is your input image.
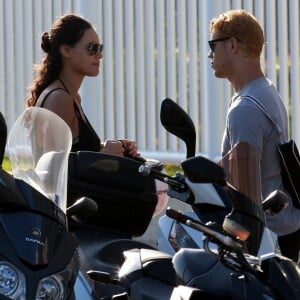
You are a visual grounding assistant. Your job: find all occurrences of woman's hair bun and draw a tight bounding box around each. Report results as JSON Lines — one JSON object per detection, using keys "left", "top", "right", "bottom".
{"left": 41, "top": 32, "right": 51, "bottom": 53}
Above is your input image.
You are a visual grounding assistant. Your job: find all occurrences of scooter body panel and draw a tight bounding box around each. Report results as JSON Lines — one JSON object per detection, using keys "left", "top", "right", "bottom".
{"left": 0, "top": 211, "right": 79, "bottom": 299}
{"left": 73, "top": 271, "right": 94, "bottom": 299}
{"left": 0, "top": 211, "right": 63, "bottom": 266}
{"left": 71, "top": 227, "right": 156, "bottom": 298}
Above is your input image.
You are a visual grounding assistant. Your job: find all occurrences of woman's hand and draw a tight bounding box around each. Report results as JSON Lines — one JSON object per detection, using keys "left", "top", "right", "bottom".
{"left": 101, "top": 140, "right": 124, "bottom": 156}
{"left": 118, "top": 139, "right": 140, "bottom": 157}
{"left": 100, "top": 139, "right": 140, "bottom": 157}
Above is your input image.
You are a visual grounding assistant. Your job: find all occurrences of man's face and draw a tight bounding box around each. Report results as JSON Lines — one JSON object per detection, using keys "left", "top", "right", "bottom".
{"left": 208, "top": 32, "right": 233, "bottom": 78}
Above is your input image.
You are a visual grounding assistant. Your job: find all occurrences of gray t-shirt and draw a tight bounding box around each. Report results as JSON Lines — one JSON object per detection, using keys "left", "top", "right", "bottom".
{"left": 222, "top": 76, "right": 300, "bottom": 236}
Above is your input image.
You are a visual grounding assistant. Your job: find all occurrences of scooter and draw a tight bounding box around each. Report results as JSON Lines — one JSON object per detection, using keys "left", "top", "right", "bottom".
{"left": 115, "top": 207, "right": 300, "bottom": 299}
{"left": 66, "top": 148, "right": 169, "bottom": 298}
{"left": 91, "top": 145, "right": 300, "bottom": 300}
{"left": 0, "top": 107, "right": 91, "bottom": 299}
{"left": 97, "top": 95, "right": 299, "bottom": 298}
{"left": 152, "top": 98, "right": 282, "bottom": 257}
{"left": 66, "top": 98, "right": 289, "bottom": 299}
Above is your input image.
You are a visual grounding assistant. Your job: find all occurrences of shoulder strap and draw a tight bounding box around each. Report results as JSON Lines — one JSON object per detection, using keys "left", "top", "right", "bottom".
{"left": 37, "top": 88, "right": 66, "bottom": 107}
{"left": 242, "top": 95, "right": 282, "bottom": 136}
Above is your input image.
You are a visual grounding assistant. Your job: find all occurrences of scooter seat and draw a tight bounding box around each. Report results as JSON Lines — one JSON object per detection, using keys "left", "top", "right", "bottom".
{"left": 173, "top": 248, "right": 232, "bottom": 298}
{"left": 140, "top": 248, "right": 177, "bottom": 285}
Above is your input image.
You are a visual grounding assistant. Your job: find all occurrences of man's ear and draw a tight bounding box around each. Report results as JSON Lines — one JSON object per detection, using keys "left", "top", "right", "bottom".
{"left": 60, "top": 44, "right": 71, "bottom": 58}
{"left": 230, "top": 37, "right": 239, "bottom": 53}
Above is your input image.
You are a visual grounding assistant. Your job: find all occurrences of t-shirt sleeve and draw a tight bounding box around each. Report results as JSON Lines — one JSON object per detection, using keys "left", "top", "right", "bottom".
{"left": 227, "top": 105, "right": 268, "bottom": 157}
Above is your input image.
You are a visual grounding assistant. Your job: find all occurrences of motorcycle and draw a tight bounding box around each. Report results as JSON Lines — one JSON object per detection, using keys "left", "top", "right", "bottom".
{"left": 91, "top": 99, "right": 300, "bottom": 300}
{"left": 0, "top": 107, "right": 90, "bottom": 299}
{"left": 94, "top": 98, "right": 299, "bottom": 299}
{"left": 113, "top": 204, "right": 300, "bottom": 299}
{"left": 66, "top": 147, "right": 169, "bottom": 298}
{"left": 66, "top": 98, "right": 291, "bottom": 299}
{"left": 150, "top": 98, "right": 283, "bottom": 257}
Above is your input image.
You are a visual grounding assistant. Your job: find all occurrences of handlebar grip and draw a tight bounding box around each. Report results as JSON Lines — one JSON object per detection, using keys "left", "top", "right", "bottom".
{"left": 139, "top": 165, "right": 186, "bottom": 189}
{"left": 166, "top": 207, "right": 199, "bottom": 224}
{"left": 166, "top": 207, "right": 189, "bottom": 223}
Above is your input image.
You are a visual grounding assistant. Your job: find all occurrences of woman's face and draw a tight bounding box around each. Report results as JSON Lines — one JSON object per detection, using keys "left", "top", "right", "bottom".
{"left": 68, "top": 28, "right": 103, "bottom": 77}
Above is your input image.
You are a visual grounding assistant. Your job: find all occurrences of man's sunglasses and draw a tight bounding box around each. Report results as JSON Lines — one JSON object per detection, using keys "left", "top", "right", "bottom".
{"left": 208, "top": 37, "right": 231, "bottom": 52}
{"left": 87, "top": 42, "right": 104, "bottom": 56}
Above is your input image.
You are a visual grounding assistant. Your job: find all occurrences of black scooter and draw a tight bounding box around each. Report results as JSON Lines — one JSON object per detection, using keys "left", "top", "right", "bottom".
{"left": 65, "top": 99, "right": 203, "bottom": 299}
{"left": 0, "top": 107, "right": 81, "bottom": 299}
{"left": 154, "top": 98, "right": 285, "bottom": 258}
{"left": 66, "top": 147, "right": 169, "bottom": 298}
{"left": 133, "top": 157, "right": 300, "bottom": 299}
{"left": 90, "top": 99, "right": 300, "bottom": 299}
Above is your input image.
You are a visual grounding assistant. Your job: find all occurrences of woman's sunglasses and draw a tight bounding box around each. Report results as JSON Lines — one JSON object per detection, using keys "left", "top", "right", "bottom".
{"left": 87, "top": 42, "right": 104, "bottom": 56}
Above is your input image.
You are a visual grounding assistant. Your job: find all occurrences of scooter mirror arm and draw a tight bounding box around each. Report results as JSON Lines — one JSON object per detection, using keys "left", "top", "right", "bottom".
{"left": 138, "top": 165, "right": 186, "bottom": 190}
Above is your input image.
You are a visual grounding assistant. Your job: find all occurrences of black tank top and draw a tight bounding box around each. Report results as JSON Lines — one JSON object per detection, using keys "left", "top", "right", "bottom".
{"left": 37, "top": 87, "right": 101, "bottom": 152}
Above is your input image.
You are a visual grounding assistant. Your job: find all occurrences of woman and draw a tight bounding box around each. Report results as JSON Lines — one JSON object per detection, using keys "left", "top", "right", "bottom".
{"left": 27, "top": 14, "right": 138, "bottom": 157}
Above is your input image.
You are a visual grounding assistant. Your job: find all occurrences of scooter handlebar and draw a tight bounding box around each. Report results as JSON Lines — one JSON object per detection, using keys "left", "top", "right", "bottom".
{"left": 166, "top": 207, "right": 243, "bottom": 252}
{"left": 138, "top": 165, "right": 186, "bottom": 190}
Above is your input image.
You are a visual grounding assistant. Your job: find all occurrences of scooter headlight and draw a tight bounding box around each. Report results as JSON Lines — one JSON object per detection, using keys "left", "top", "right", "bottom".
{"left": 169, "top": 222, "right": 198, "bottom": 251}
{"left": 36, "top": 276, "right": 63, "bottom": 300}
{"left": 0, "top": 261, "right": 26, "bottom": 299}
{"left": 0, "top": 248, "right": 78, "bottom": 300}
{"left": 36, "top": 248, "right": 79, "bottom": 300}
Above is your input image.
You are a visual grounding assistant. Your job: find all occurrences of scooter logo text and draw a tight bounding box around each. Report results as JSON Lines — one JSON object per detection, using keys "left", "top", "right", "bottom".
{"left": 25, "top": 237, "right": 45, "bottom": 247}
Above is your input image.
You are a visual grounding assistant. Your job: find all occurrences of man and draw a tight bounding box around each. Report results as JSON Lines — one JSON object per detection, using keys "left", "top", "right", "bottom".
{"left": 208, "top": 9, "right": 300, "bottom": 261}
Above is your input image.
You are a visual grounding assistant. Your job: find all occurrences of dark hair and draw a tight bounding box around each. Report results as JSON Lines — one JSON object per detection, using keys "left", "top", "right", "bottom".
{"left": 27, "top": 14, "right": 93, "bottom": 106}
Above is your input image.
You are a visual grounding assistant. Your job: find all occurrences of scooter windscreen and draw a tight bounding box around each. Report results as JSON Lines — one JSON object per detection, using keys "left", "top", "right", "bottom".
{"left": 220, "top": 141, "right": 262, "bottom": 205}
{"left": 7, "top": 107, "right": 72, "bottom": 212}
{"left": 220, "top": 141, "right": 264, "bottom": 255}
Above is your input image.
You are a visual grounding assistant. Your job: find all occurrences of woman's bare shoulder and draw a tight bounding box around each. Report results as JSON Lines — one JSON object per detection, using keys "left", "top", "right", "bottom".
{"left": 38, "top": 87, "right": 75, "bottom": 127}
{"left": 41, "top": 87, "right": 73, "bottom": 110}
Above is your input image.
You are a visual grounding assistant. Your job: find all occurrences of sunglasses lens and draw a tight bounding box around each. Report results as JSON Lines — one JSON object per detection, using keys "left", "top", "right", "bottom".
{"left": 208, "top": 42, "right": 214, "bottom": 52}
{"left": 208, "top": 37, "right": 231, "bottom": 52}
{"left": 88, "top": 43, "right": 103, "bottom": 55}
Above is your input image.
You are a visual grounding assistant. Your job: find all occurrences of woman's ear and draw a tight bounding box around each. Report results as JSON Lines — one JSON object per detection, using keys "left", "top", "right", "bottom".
{"left": 60, "top": 44, "right": 71, "bottom": 58}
